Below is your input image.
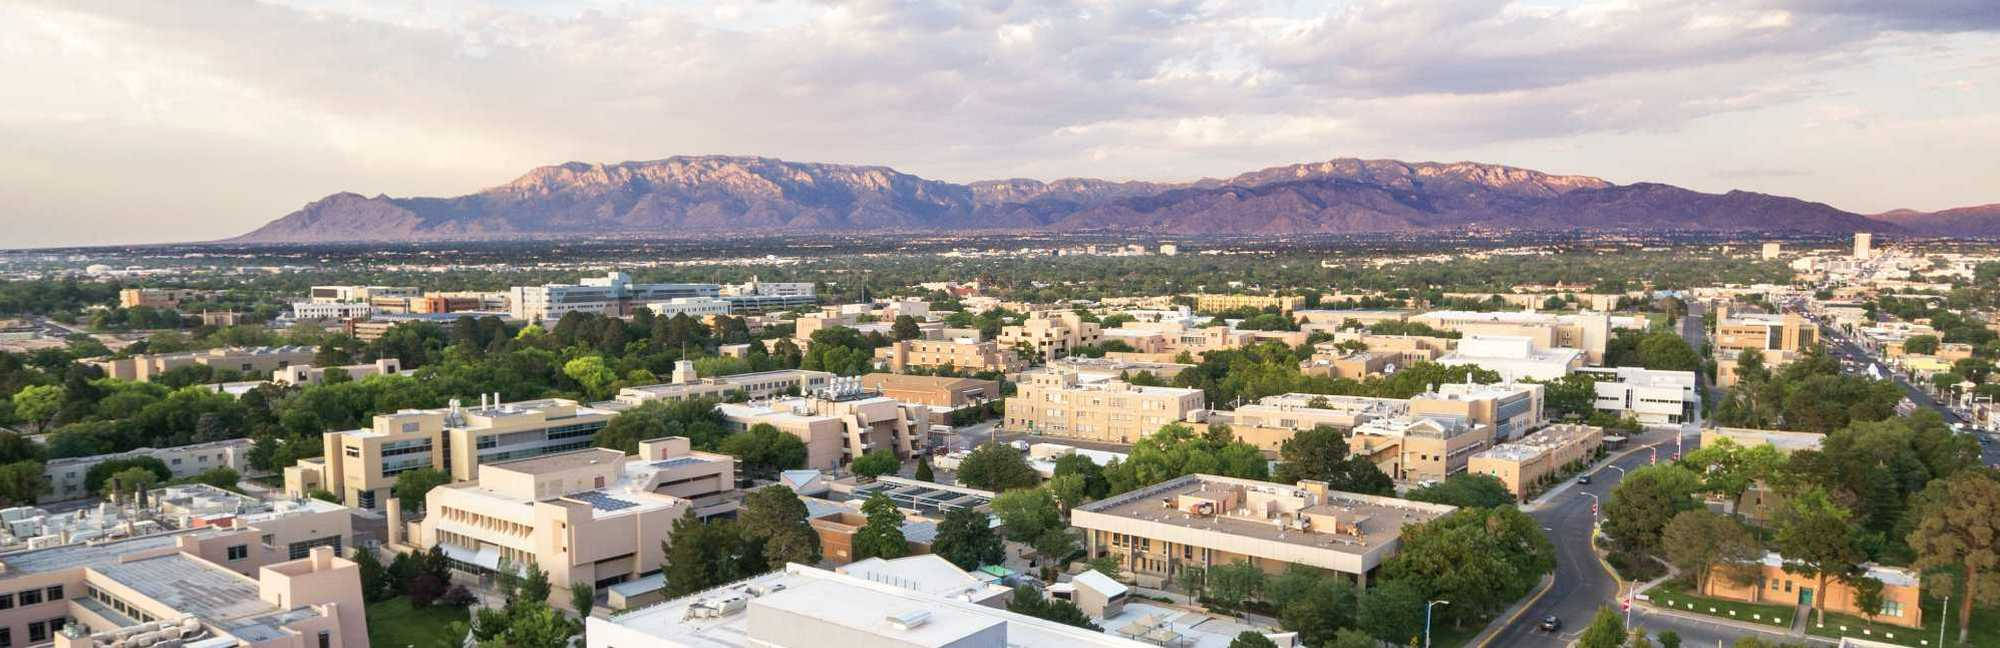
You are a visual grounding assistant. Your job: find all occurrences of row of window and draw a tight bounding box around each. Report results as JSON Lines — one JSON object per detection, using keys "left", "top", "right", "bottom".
{"left": 0, "top": 585, "right": 62, "bottom": 610}
{"left": 0, "top": 615, "right": 67, "bottom": 647}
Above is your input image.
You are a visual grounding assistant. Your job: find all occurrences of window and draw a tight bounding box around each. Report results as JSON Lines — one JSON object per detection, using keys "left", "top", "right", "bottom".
{"left": 1882, "top": 601, "right": 1904, "bottom": 617}
{"left": 171, "top": 458, "right": 182, "bottom": 466}
{"left": 44, "top": 586, "right": 60, "bottom": 601}
{"left": 0, "top": 626, "right": 10, "bottom": 648}
{"left": 18, "top": 590, "right": 40, "bottom": 606}
{"left": 318, "top": 631, "right": 332, "bottom": 648}
{"left": 228, "top": 544, "right": 250, "bottom": 561}
{"left": 26, "top": 622, "right": 43, "bottom": 644}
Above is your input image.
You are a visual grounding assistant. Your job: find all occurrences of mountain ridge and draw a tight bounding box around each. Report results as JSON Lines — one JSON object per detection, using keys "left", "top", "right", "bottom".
{"left": 233, "top": 155, "right": 1922, "bottom": 242}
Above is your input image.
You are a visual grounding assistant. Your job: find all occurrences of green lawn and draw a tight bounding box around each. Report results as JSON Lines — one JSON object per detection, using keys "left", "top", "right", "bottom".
{"left": 366, "top": 597, "right": 470, "bottom": 648}
{"left": 1802, "top": 595, "right": 1999, "bottom": 647}
{"left": 1646, "top": 582, "right": 1794, "bottom": 630}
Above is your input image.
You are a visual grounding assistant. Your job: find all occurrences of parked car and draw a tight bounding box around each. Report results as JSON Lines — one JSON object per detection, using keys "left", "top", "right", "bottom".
{"left": 1539, "top": 616, "right": 1562, "bottom": 632}
{"left": 1576, "top": 475, "right": 1592, "bottom": 485}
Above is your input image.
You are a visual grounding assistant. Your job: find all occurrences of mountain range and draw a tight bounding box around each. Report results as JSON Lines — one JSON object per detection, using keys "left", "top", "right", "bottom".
{"left": 232, "top": 156, "right": 1994, "bottom": 242}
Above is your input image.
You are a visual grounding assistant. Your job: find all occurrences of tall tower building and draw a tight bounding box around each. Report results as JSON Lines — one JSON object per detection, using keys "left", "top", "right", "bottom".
{"left": 1762, "top": 242, "right": 1781, "bottom": 260}
{"left": 1853, "top": 232, "right": 1872, "bottom": 259}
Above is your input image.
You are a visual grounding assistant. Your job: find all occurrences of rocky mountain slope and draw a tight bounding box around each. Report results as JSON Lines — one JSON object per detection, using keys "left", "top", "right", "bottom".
{"left": 234, "top": 155, "right": 1909, "bottom": 242}
{"left": 1868, "top": 204, "right": 2000, "bottom": 237}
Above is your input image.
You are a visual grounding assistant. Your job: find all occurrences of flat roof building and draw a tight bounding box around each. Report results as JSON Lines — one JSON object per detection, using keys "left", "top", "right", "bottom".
{"left": 1435, "top": 334, "right": 1584, "bottom": 381}
{"left": 1413, "top": 310, "right": 1612, "bottom": 364}
{"left": 857, "top": 373, "right": 1002, "bottom": 410}
{"left": 1003, "top": 370, "right": 1205, "bottom": 444}
{"left": 43, "top": 439, "right": 253, "bottom": 503}
{"left": 1466, "top": 424, "right": 1604, "bottom": 499}
{"left": 93, "top": 346, "right": 316, "bottom": 383}
{"left": 998, "top": 311, "right": 1103, "bottom": 362}
{"left": 509, "top": 272, "right": 720, "bottom": 321}
{"left": 1349, "top": 415, "right": 1494, "bottom": 483}
{"left": 1579, "top": 366, "right": 1696, "bottom": 424}
{"left": 717, "top": 388, "right": 929, "bottom": 469}
{"left": 1071, "top": 474, "right": 1456, "bottom": 588}
{"left": 873, "top": 337, "right": 1026, "bottom": 374}
{"left": 1206, "top": 393, "right": 1409, "bottom": 452}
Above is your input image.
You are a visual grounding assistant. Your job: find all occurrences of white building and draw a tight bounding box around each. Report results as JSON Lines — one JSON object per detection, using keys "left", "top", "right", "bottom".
{"left": 308, "top": 285, "right": 418, "bottom": 303}
{"left": 1435, "top": 335, "right": 1584, "bottom": 381}
{"left": 1579, "top": 367, "right": 1697, "bottom": 424}
{"left": 289, "top": 301, "right": 374, "bottom": 320}
{"left": 43, "top": 439, "right": 254, "bottom": 503}
{"left": 510, "top": 272, "right": 720, "bottom": 321}
{"left": 642, "top": 297, "right": 734, "bottom": 318}
{"left": 723, "top": 278, "right": 816, "bottom": 298}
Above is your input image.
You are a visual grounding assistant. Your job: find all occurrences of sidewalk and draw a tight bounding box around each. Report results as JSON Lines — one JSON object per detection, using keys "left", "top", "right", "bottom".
{"left": 1467, "top": 573, "right": 1554, "bottom": 647}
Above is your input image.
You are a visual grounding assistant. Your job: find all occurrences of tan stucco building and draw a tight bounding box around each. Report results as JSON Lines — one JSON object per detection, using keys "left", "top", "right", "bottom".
{"left": 93, "top": 346, "right": 316, "bottom": 382}
{"left": 1466, "top": 424, "right": 1604, "bottom": 499}
{"left": 1713, "top": 308, "right": 1814, "bottom": 387}
{"left": 1003, "top": 370, "right": 1206, "bottom": 443}
{"left": 1188, "top": 294, "right": 1306, "bottom": 314}
{"left": 998, "top": 311, "right": 1103, "bottom": 361}
{"left": 1704, "top": 554, "right": 1921, "bottom": 628}
{"left": 873, "top": 338, "right": 1025, "bottom": 374}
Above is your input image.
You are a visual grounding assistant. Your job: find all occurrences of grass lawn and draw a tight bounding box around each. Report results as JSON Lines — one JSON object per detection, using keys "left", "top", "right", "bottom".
{"left": 366, "top": 597, "right": 470, "bottom": 648}
{"left": 1646, "top": 582, "right": 1795, "bottom": 630}
{"left": 1802, "top": 595, "right": 1999, "bottom": 647}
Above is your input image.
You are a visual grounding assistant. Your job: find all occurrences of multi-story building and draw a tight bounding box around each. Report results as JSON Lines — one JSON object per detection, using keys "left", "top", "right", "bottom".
{"left": 116, "top": 288, "right": 210, "bottom": 310}
{"left": 1412, "top": 310, "right": 1612, "bottom": 363}
{"left": 1853, "top": 232, "right": 1873, "bottom": 259}
{"left": 1762, "top": 242, "right": 1782, "bottom": 260}
{"left": 1043, "top": 357, "right": 1193, "bottom": 382}
{"left": 410, "top": 295, "right": 486, "bottom": 314}
{"left": 641, "top": 297, "right": 734, "bottom": 318}
{"left": 1713, "top": 308, "right": 1814, "bottom": 387}
{"left": 611, "top": 362, "right": 833, "bottom": 406}
{"left": 1705, "top": 554, "right": 1919, "bottom": 628}
{"left": 1578, "top": 366, "right": 1696, "bottom": 424}
{"left": 1298, "top": 350, "right": 1394, "bottom": 380}
{"left": 716, "top": 390, "right": 929, "bottom": 468}
{"left": 93, "top": 346, "right": 316, "bottom": 382}
{"left": 283, "top": 396, "right": 617, "bottom": 510}
{"left": 1293, "top": 309, "right": 1411, "bottom": 327}
{"left": 1466, "top": 424, "right": 1604, "bottom": 499}
{"left": 1204, "top": 393, "right": 1409, "bottom": 451}
{"left": 1323, "top": 332, "right": 1454, "bottom": 366}
{"left": 271, "top": 359, "right": 402, "bottom": 387}
{"left": 289, "top": 302, "right": 374, "bottom": 320}
{"left": 308, "top": 285, "right": 418, "bottom": 304}
{"left": 1003, "top": 370, "right": 1205, "bottom": 444}
{"left": 413, "top": 441, "right": 735, "bottom": 604}
{"left": 721, "top": 278, "right": 816, "bottom": 298}
{"left": 43, "top": 439, "right": 254, "bottom": 503}
{"left": 1349, "top": 415, "right": 1495, "bottom": 483}
{"left": 1408, "top": 382, "right": 1546, "bottom": 441}
{"left": 1697, "top": 427, "right": 1825, "bottom": 522}
{"left": 509, "top": 272, "right": 721, "bottom": 321}
{"left": 857, "top": 373, "right": 1001, "bottom": 410}
{"left": 1435, "top": 335, "right": 1584, "bottom": 381}
{"left": 997, "top": 311, "right": 1102, "bottom": 361}
{"left": 1072, "top": 475, "right": 1456, "bottom": 588}
{"left": 873, "top": 337, "right": 1025, "bottom": 374}
{"left": 1188, "top": 294, "right": 1306, "bottom": 314}
{"left": 585, "top": 562, "right": 1148, "bottom": 648}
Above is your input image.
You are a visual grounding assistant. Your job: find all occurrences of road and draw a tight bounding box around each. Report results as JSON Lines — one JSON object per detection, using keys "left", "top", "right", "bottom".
{"left": 1816, "top": 321, "right": 2000, "bottom": 466}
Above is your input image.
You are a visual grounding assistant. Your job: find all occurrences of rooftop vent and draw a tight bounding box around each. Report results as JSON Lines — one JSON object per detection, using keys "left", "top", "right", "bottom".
{"left": 886, "top": 609, "right": 931, "bottom": 631}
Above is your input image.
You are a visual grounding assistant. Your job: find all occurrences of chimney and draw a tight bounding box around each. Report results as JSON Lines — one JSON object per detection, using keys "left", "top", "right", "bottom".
{"left": 386, "top": 497, "right": 404, "bottom": 547}
{"left": 310, "top": 546, "right": 334, "bottom": 572}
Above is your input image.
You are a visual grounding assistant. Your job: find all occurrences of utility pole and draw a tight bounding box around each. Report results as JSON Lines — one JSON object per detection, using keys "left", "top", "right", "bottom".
{"left": 1424, "top": 600, "right": 1450, "bottom": 648}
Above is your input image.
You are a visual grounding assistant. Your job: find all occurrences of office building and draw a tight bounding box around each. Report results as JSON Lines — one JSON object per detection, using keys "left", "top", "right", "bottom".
{"left": 1578, "top": 367, "right": 1696, "bottom": 424}
{"left": 1713, "top": 308, "right": 1814, "bottom": 387}
{"left": 717, "top": 389, "right": 929, "bottom": 469}
{"left": 309, "top": 285, "right": 417, "bottom": 304}
{"left": 640, "top": 297, "right": 733, "bottom": 318}
{"left": 1412, "top": 310, "right": 1612, "bottom": 364}
{"left": 1204, "top": 393, "right": 1409, "bottom": 452}
{"left": 1434, "top": 335, "right": 1583, "bottom": 381}
{"left": 1348, "top": 415, "right": 1494, "bottom": 483}
{"left": 1003, "top": 370, "right": 1205, "bottom": 444}
{"left": 1705, "top": 554, "right": 1920, "bottom": 628}
{"left": 873, "top": 337, "right": 1025, "bottom": 374}
{"left": 1188, "top": 294, "right": 1306, "bottom": 313}
{"left": 1762, "top": 242, "right": 1782, "bottom": 260}
{"left": 1071, "top": 474, "right": 1456, "bottom": 588}
{"left": 93, "top": 346, "right": 316, "bottom": 382}
{"left": 584, "top": 562, "right": 1150, "bottom": 648}
{"left": 284, "top": 396, "right": 617, "bottom": 510}
{"left": 271, "top": 359, "right": 402, "bottom": 387}
{"left": 410, "top": 294, "right": 488, "bottom": 314}
{"left": 43, "top": 439, "right": 253, "bottom": 503}
{"left": 1298, "top": 350, "right": 1393, "bottom": 380}
{"left": 1322, "top": 333, "right": 1453, "bottom": 366}
{"left": 1044, "top": 357, "right": 1193, "bottom": 382}
{"left": 117, "top": 288, "right": 210, "bottom": 310}
{"left": 998, "top": 311, "right": 1103, "bottom": 361}
{"left": 1853, "top": 232, "right": 1873, "bottom": 259}
{"left": 413, "top": 441, "right": 735, "bottom": 603}
{"left": 1466, "top": 424, "right": 1604, "bottom": 499}
{"left": 1409, "top": 382, "right": 1546, "bottom": 441}
{"left": 723, "top": 294, "right": 818, "bottom": 314}
{"left": 289, "top": 302, "right": 374, "bottom": 320}
{"left": 857, "top": 373, "right": 1001, "bottom": 410}
{"left": 721, "top": 278, "right": 816, "bottom": 298}
{"left": 509, "top": 272, "right": 720, "bottom": 321}
{"left": 612, "top": 362, "right": 834, "bottom": 406}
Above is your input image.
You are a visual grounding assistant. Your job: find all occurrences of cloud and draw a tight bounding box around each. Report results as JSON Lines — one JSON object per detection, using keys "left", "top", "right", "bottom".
{"left": 0, "top": 0, "right": 1996, "bottom": 246}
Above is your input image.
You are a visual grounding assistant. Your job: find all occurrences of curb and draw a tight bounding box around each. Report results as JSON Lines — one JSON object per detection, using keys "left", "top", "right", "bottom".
{"left": 1472, "top": 572, "right": 1555, "bottom": 647}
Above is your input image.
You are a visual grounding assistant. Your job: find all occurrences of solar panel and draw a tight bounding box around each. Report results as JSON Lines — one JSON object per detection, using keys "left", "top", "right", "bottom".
{"left": 651, "top": 457, "right": 706, "bottom": 469}
{"left": 572, "top": 491, "right": 639, "bottom": 512}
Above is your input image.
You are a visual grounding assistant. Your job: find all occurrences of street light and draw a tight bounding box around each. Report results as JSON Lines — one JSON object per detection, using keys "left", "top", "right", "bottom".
{"left": 1601, "top": 465, "right": 1627, "bottom": 482}
{"left": 1425, "top": 600, "right": 1450, "bottom": 648}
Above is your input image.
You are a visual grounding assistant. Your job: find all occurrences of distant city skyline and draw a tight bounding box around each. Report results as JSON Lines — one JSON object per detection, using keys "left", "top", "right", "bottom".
{"left": 3, "top": 0, "right": 1997, "bottom": 247}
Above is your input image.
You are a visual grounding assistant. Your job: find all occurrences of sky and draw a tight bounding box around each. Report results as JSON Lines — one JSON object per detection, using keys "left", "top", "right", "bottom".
{"left": 2, "top": 0, "right": 1998, "bottom": 248}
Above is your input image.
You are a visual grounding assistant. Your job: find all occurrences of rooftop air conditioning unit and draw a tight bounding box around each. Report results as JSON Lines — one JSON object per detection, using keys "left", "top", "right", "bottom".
{"left": 887, "top": 610, "right": 931, "bottom": 631}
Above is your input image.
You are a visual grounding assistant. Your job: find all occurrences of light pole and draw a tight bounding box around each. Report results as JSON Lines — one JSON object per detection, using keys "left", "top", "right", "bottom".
{"left": 1425, "top": 600, "right": 1450, "bottom": 648}
{"left": 1940, "top": 594, "right": 1949, "bottom": 647}
{"left": 1581, "top": 492, "right": 1601, "bottom": 528}
{"left": 1601, "top": 464, "right": 1627, "bottom": 483}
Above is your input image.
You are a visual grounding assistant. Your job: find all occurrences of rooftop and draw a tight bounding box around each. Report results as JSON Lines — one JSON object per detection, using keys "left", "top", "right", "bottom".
{"left": 1073, "top": 474, "right": 1455, "bottom": 555}
{"left": 0, "top": 528, "right": 202, "bottom": 575}
{"left": 486, "top": 448, "right": 629, "bottom": 476}
{"left": 1471, "top": 424, "right": 1601, "bottom": 463}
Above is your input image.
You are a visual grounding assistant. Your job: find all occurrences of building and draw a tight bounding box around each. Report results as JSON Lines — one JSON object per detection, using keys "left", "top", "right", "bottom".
{"left": 43, "top": 439, "right": 254, "bottom": 503}
{"left": 197, "top": 311, "right": 246, "bottom": 327}
{"left": 998, "top": 311, "right": 1103, "bottom": 361}
{"left": 1349, "top": 415, "right": 1494, "bottom": 482}
{"left": 93, "top": 346, "right": 316, "bottom": 382}
{"left": 308, "top": 285, "right": 417, "bottom": 304}
{"left": 1044, "top": 357, "right": 1193, "bottom": 382}
{"left": 722, "top": 278, "right": 816, "bottom": 298}
{"left": 1050, "top": 570, "right": 1129, "bottom": 619}
{"left": 803, "top": 495, "right": 945, "bottom": 565}
{"left": 413, "top": 441, "right": 735, "bottom": 603}
{"left": 1697, "top": 427, "right": 1825, "bottom": 521}
{"left": 1713, "top": 309, "right": 1814, "bottom": 387}
{"left": 1466, "top": 424, "right": 1604, "bottom": 499}
{"left": 117, "top": 288, "right": 209, "bottom": 310}
{"left": 1412, "top": 310, "right": 1612, "bottom": 364}
{"left": 509, "top": 272, "right": 720, "bottom": 321}
{"left": 289, "top": 302, "right": 374, "bottom": 320}
{"left": 410, "top": 295, "right": 487, "bottom": 314}
{"left": 1003, "top": 370, "right": 1205, "bottom": 444}
{"left": 717, "top": 390, "right": 929, "bottom": 468}
{"left": 1704, "top": 553, "right": 1920, "bottom": 628}
{"left": 1298, "top": 350, "right": 1393, "bottom": 380}
{"left": 7, "top": 483, "right": 350, "bottom": 563}
{"left": 1071, "top": 474, "right": 1456, "bottom": 588}
{"left": 1578, "top": 367, "right": 1696, "bottom": 424}
{"left": 271, "top": 359, "right": 402, "bottom": 387}
{"left": 1188, "top": 294, "right": 1305, "bottom": 314}
{"left": 857, "top": 373, "right": 1001, "bottom": 410}
{"left": 1158, "top": 244, "right": 1178, "bottom": 256}
{"left": 641, "top": 297, "right": 733, "bottom": 318}
{"left": 1409, "top": 382, "right": 1546, "bottom": 441}
{"left": 284, "top": 396, "right": 617, "bottom": 510}
{"left": 1762, "top": 242, "right": 1782, "bottom": 260}
{"left": 1434, "top": 335, "right": 1584, "bottom": 381}
{"left": 1205, "top": 393, "right": 1409, "bottom": 451}
{"left": 1294, "top": 309, "right": 1411, "bottom": 327}
{"left": 1323, "top": 333, "right": 1453, "bottom": 366}
{"left": 584, "top": 562, "right": 1150, "bottom": 648}
{"left": 1853, "top": 232, "right": 1873, "bottom": 259}
{"left": 612, "top": 362, "right": 834, "bottom": 406}
{"left": 873, "top": 337, "right": 1025, "bottom": 374}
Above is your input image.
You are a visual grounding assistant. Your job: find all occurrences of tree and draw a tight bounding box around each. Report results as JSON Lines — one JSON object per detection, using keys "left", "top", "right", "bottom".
{"left": 10, "top": 385, "right": 63, "bottom": 432}
{"left": 562, "top": 355, "right": 618, "bottom": 400}
{"left": 1577, "top": 607, "right": 1626, "bottom": 648}
{"left": 892, "top": 315, "right": 923, "bottom": 341}
{"left": 517, "top": 559, "right": 553, "bottom": 607}
{"left": 1903, "top": 335, "right": 1940, "bottom": 355}
{"left": 1384, "top": 507, "right": 1555, "bottom": 627}
{"left": 719, "top": 423, "right": 808, "bottom": 479}
{"left": 1906, "top": 470, "right": 2000, "bottom": 643}
{"left": 1658, "top": 630, "right": 1682, "bottom": 648}
{"left": 1045, "top": 473, "right": 1089, "bottom": 510}
{"left": 1603, "top": 464, "right": 1702, "bottom": 556}
{"left": 1272, "top": 569, "right": 1355, "bottom": 646}
{"left": 0, "top": 461, "right": 47, "bottom": 506}
{"left": 1271, "top": 425, "right": 1393, "bottom": 495}
{"left": 1635, "top": 330, "right": 1701, "bottom": 371}
{"left": 931, "top": 507, "right": 1003, "bottom": 570}
{"left": 954, "top": 442, "right": 1039, "bottom": 492}
{"left": 569, "top": 581, "right": 594, "bottom": 616}
{"left": 1206, "top": 560, "right": 1266, "bottom": 610}
{"left": 1681, "top": 438, "right": 1783, "bottom": 517}
{"left": 739, "top": 486, "right": 821, "bottom": 568}
{"left": 1050, "top": 453, "right": 1109, "bottom": 499}
{"left": 849, "top": 448, "right": 901, "bottom": 480}
{"left": 1661, "top": 510, "right": 1761, "bottom": 596}
{"left": 103, "top": 466, "right": 160, "bottom": 501}
{"left": 1355, "top": 578, "right": 1426, "bottom": 645}
{"left": 188, "top": 466, "right": 240, "bottom": 490}
{"left": 1006, "top": 586, "right": 1102, "bottom": 630}
{"left": 1326, "top": 629, "right": 1378, "bottom": 648}
{"left": 913, "top": 457, "right": 935, "bottom": 482}
{"left": 660, "top": 511, "right": 767, "bottom": 597}
{"left": 1773, "top": 489, "right": 1864, "bottom": 627}
{"left": 392, "top": 467, "right": 451, "bottom": 512}
{"left": 853, "top": 493, "right": 909, "bottom": 560}
{"left": 1849, "top": 575, "right": 1884, "bottom": 623}
{"left": 1406, "top": 473, "right": 1516, "bottom": 508}
{"left": 1228, "top": 632, "right": 1278, "bottom": 648}
{"left": 496, "top": 603, "right": 578, "bottom": 648}
{"left": 991, "top": 488, "right": 1064, "bottom": 544}
{"left": 353, "top": 547, "right": 389, "bottom": 603}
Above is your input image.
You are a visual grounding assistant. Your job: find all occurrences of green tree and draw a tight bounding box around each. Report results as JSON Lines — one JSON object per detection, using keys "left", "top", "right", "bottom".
{"left": 10, "top": 385, "right": 63, "bottom": 432}
{"left": 931, "top": 507, "right": 1003, "bottom": 570}
{"left": 1906, "top": 470, "right": 2000, "bottom": 643}
{"left": 739, "top": 486, "right": 821, "bottom": 568}
{"left": 1228, "top": 631, "right": 1278, "bottom": 648}
{"left": 913, "top": 457, "right": 935, "bottom": 482}
{"left": 1658, "top": 630, "right": 1681, "bottom": 648}
{"left": 1577, "top": 606, "right": 1626, "bottom": 648}
{"left": 991, "top": 488, "right": 1064, "bottom": 543}
{"left": 1326, "top": 629, "right": 1378, "bottom": 648}
{"left": 1176, "top": 565, "right": 1206, "bottom": 599}
{"left": 954, "top": 442, "right": 1040, "bottom": 492}
{"left": 1206, "top": 560, "right": 1266, "bottom": 610}
{"left": 1681, "top": 438, "right": 1783, "bottom": 517}
{"left": 0, "top": 461, "right": 46, "bottom": 507}
{"left": 352, "top": 547, "right": 389, "bottom": 603}
{"left": 103, "top": 466, "right": 160, "bottom": 501}
{"left": 1384, "top": 507, "right": 1555, "bottom": 627}
{"left": 852, "top": 493, "right": 909, "bottom": 560}
{"left": 392, "top": 467, "right": 451, "bottom": 512}
{"left": 892, "top": 315, "right": 923, "bottom": 341}
{"left": 1355, "top": 578, "right": 1426, "bottom": 645}
{"left": 660, "top": 511, "right": 767, "bottom": 598}
{"left": 1271, "top": 425, "right": 1394, "bottom": 495}
{"left": 188, "top": 466, "right": 240, "bottom": 490}
{"left": 1050, "top": 453, "right": 1109, "bottom": 499}
{"left": 849, "top": 448, "right": 901, "bottom": 480}
{"left": 719, "top": 423, "right": 808, "bottom": 479}
{"left": 1635, "top": 330, "right": 1702, "bottom": 371}
{"left": 517, "top": 559, "right": 553, "bottom": 607}
{"left": 1849, "top": 575, "right": 1884, "bottom": 622}
{"left": 1005, "top": 585, "right": 1101, "bottom": 630}
{"left": 1406, "top": 473, "right": 1516, "bottom": 508}
{"left": 562, "top": 355, "right": 618, "bottom": 400}
{"left": 1661, "top": 510, "right": 1761, "bottom": 595}
{"left": 495, "top": 603, "right": 578, "bottom": 648}
{"left": 569, "top": 581, "right": 594, "bottom": 617}
{"left": 1772, "top": 489, "right": 1864, "bottom": 627}
{"left": 1603, "top": 464, "right": 1702, "bottom": 556}
{"left": 1903, "top": 335, "right": 1939, "bottom": 355}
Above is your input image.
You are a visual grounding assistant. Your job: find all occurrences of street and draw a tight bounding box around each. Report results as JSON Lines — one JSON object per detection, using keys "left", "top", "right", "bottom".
{"left": 1815, "top": 317, "right": 2000, "bottom": 466}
